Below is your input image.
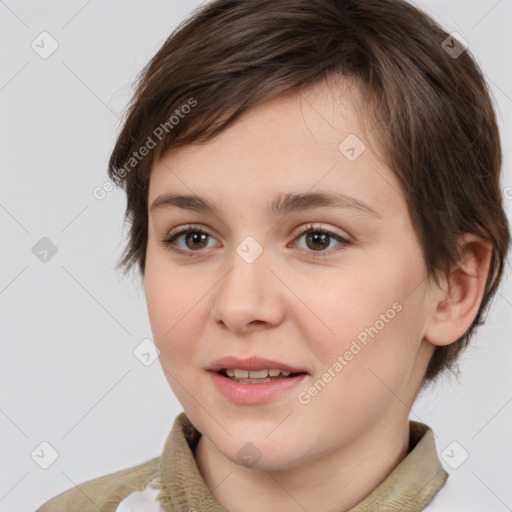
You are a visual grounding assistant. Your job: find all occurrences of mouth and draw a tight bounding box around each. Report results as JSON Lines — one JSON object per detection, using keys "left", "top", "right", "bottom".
{"left": 208, "top": 357, "right": 309, "bottom": 404}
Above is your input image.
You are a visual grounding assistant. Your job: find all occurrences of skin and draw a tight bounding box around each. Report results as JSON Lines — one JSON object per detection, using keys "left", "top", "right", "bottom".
{"left": 144, "top": 79, "right": 492, "bottom": 512}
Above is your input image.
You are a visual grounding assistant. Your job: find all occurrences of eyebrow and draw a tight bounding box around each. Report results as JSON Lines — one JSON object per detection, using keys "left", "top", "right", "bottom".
{"left": 149, "top": 191, "right": 381, "bottom": 219}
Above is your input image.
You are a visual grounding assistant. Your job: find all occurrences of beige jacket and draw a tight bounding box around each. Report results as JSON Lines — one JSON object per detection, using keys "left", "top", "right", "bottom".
{"left": 36, "top": 412, "right": 448, "bottom": 511}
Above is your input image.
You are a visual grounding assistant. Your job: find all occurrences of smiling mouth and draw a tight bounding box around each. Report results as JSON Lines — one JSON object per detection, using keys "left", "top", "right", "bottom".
{"left": 217, "top": 368, "right": 305, "bottom": 383}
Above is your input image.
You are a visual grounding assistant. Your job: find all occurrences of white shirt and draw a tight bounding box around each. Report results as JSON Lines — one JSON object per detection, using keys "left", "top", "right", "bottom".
{"left": 115, "top": 477, "right": 166, "bottom": 512}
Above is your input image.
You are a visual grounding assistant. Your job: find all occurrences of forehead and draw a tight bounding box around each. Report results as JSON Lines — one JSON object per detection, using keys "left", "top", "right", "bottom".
{"left": 148, "top": 80, "right": 404, "bottom": 219}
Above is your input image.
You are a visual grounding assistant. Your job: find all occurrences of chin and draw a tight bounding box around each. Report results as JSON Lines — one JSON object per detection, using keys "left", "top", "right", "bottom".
{"left": 230, "top": 451, "right": 301, "bottom": 472}
{"left": 220, "top": 435, "right": 306, "bottom": 472}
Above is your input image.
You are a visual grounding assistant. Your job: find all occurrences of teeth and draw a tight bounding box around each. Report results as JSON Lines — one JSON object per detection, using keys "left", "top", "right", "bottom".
{"left": 225, "top": 368, "right": 293, "bottom": 378}
{"left": 248, "top": 369, "right": 268, "bottom": 378}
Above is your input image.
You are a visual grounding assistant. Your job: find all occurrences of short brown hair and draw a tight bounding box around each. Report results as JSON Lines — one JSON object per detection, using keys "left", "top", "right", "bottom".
{"left": 108, "top": 0, "right": 510, "bottom": 382}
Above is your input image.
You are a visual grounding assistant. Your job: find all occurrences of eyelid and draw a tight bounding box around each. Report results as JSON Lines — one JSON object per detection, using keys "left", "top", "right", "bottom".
{"left": 166, "top": 223, "right": 215, "bottom": 239}
{"left": 290, "top": 222, "right": 349, "bottom": 241}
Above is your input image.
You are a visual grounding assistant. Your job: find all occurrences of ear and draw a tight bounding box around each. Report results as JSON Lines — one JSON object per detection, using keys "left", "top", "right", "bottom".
{"left": 423, "top": 233, "right": 493, "bottom": 347}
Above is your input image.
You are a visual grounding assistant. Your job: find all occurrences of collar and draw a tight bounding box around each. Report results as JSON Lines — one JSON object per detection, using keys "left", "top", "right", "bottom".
{"left": 153, "top": 413, "right": 448, "bottom": 512}
{"left": 348, "top": 421, "right": 448, "bottom": 511}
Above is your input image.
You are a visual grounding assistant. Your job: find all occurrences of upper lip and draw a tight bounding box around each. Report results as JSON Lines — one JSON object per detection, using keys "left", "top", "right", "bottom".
{"left": 208, "top": 356, "right": 308, "bottom": 374}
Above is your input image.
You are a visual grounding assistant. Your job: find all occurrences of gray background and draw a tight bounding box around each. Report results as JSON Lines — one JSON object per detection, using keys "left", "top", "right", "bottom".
{"left": 1, "top": 1, "right": 511, "bottom": 511}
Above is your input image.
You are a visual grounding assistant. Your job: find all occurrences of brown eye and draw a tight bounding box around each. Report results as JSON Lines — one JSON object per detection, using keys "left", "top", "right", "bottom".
{"left": 183, "top": 231, "right": 209, "bottom": 250}
{"left": 161, "top": 226, "right": 218, "bottom": 257}
{"left": 304, "top": 232, "right": 331, "bottom": 251}
{"left": 291, "top": 224, "right": 352, "bottom": 259}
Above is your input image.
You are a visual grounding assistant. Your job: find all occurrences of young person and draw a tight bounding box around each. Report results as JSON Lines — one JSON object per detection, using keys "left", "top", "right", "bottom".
{"left": 37, "top": 0, "right": 510, "bottom": 510}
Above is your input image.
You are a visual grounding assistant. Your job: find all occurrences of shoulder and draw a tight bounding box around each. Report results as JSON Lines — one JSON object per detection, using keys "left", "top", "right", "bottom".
{"left": 35, "top": 456, "right": 160, "bottom": 512}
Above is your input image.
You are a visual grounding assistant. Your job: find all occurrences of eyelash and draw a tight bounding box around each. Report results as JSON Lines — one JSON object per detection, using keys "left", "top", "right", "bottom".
{"left": 160, "top": 223, "right": 352, "bottom": 259}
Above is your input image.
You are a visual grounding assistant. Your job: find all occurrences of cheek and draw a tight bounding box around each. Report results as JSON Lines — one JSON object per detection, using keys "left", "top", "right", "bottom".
{"left": 144, "top": 254, "right": 199, "bottom": 362}
{"left": 299, "top": 251, "right": 424, "bottom": 383}
{"left": 145, "top": 270, "right": 205, "bottom": 411}
{"left": 300, "top": 269, "right": 402, "bottom": 351}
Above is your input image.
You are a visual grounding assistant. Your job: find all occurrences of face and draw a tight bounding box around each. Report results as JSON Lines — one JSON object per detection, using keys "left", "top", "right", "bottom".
{"left": 144, "top": 80, "right": 436, "bottom": 471}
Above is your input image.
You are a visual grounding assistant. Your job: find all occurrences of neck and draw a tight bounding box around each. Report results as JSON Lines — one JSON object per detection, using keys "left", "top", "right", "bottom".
{"left": 194, "top": 411, "right": 410, "bottom": 512}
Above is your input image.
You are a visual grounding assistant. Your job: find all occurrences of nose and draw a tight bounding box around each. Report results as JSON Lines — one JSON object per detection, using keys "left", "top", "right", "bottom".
{"left": 211, "top": 247, "right": 285, "bottom": 334}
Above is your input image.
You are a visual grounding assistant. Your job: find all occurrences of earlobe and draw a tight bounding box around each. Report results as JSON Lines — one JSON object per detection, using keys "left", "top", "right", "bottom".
{"left": 423, "top": 233, "right": 493, "bottom": 347}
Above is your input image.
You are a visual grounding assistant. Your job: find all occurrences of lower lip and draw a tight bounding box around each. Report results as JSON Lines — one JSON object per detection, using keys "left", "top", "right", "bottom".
{"left": 210, "top": 371, "right": 307, "bottom": 405}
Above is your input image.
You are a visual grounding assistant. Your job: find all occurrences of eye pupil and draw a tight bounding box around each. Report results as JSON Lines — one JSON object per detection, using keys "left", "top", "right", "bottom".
{"left": 306, "top": 232, "right": 329, "bottom": 250}
{"left": 186, "top": 232, "right": 208, "bottom": 250}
